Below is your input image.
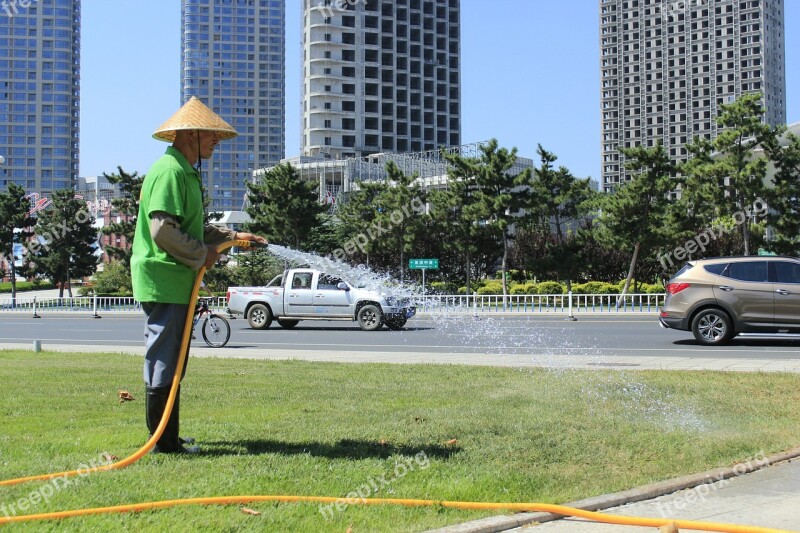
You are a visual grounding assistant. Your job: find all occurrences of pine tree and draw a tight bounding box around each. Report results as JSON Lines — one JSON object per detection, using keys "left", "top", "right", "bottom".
{"left": 594, "top": 142, "right": 677, "bottom": 305}
{"left": 245, "top": 163, "right": 325, "bottom": 250}
{"left": 26, "top": 189, "right": 99, "bottom": 297}
{"left": 766, "top": 132, "right": 800, "bottom": 255}
{"left": 367, "top": 161, "right": 428, "bottom": 283}
{"left": 528, "top": 144, "right": 595, "bottom": 291}
{"left": 0, "top": 183, "right": 35, "bottom": 303}
{"left": 99, "top": 166, "right": 142, "bottom": 266}
{"left": 682, "top": 93, "right": 777, "bottom": 255}
{"left": 444, "top": 139, "right": 532, "bottom": 302}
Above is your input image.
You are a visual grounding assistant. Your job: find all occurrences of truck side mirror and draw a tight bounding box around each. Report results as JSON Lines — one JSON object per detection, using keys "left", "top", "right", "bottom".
{"left": 337, "top": 282, "right": 350, "bottom": 291}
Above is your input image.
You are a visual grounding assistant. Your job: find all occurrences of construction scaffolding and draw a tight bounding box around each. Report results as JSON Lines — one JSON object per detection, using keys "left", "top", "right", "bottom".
{"left": 247, "top": 141, "right": 535, "bottom": 212}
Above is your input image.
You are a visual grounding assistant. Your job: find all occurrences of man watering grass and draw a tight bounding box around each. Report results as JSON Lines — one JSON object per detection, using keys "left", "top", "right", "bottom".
{"left": 131, "top": 97, "right": 266, "bottom": 454}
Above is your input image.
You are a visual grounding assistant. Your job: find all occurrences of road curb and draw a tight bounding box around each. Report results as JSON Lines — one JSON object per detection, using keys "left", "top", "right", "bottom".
{"left": 424, "top": 446, "right": 800, "bottom": 533}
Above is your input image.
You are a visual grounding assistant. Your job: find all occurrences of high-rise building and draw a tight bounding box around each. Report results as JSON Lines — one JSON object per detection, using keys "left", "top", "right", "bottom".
{"left": 301, "top": 0, "right": 461, "bottom": 160}
{"left": 600, "top": 0, "right": 786, "bottom": 191}
{"left": 181, "top": 0, "right": 285, "bottom": 209}
{"left": 0, "top": 0, "right": 81, "bottom": 194}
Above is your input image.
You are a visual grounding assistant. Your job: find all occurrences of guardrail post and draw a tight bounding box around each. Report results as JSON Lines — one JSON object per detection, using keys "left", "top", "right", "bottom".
{"left": 92, "top": 291, "right": 101, "bottom": 319}
{"left": 473, "top": 291, "right": 479, "bottom": 320}
{"left": 32, "top": 296, "right": 41, "bottom": 319}
{"left": 566, "top": 290, "right": 577, "bottom": 321}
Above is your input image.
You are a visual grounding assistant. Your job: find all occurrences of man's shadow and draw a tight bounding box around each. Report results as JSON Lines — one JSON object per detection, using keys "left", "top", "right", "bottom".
{"left": 200, "top": 438, "right": 459, "bottom": 459}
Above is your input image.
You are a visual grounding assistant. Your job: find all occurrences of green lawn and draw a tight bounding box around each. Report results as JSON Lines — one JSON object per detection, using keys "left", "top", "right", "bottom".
{"left": 1, "top": 349, "right": 799, "bottom": 532}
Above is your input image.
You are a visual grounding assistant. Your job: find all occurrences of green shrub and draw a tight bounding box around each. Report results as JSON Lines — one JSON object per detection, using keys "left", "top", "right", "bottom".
{"left": 79, "top": 261, "right": 132, "bottom": 296}
{"left": 430, "top": 281, "right": 458, "bottom": 294}
{"left": 477, "top": 282, "right": 504, "bottom": 295}
{"left": 572, "top": 281, "right": 618, "bottom": 294}
{"left": 510, "top": 282, "right": 540, "bottom": 295}
{"left": 570, "top": 282, "right": 587, "bottom": 294}
{"left": 0, "top": 280, "right": 55, "bottom": 293}
{"left": 642, "top": 283, "right": 666, "bottom": 294}
{"left": 458, "top": 280, "right": 488, "bottom": 295}
{"left": 523, "top": 283, "right": 539, "bottom": 295}
{"left": 509, "top": 283, "right": 526, "bottom": 295}
{"left": 537, "top": 281, "right": 564, "bottom": 294}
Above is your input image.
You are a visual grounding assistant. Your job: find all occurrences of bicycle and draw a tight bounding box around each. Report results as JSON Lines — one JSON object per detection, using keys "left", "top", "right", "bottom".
{"left": 192, "top": 297, "right": 231, "bottom": 348}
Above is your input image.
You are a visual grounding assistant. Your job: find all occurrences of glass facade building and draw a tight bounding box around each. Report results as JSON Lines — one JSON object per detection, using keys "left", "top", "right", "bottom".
{"left": 181, "top": 0, "right": 285, "bottom": 209}
{"left": 0, "top": 0, "right": 81, "bottom": 195}
{"left": 600, "top": 0, "right": 786, "bottom": 190}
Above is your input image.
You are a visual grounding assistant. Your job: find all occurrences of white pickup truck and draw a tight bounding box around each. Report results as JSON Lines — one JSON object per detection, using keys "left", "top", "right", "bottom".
{"left": 226, "top": 268, "right": 416, "bottom": 331}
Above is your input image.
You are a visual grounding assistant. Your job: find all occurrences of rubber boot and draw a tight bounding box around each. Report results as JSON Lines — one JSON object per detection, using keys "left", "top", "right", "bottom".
{"left": 172, "top": 386, "right": 199, "bottom": 451}
{"left": 145, "top": 386, "right": 199, "bottom": 454}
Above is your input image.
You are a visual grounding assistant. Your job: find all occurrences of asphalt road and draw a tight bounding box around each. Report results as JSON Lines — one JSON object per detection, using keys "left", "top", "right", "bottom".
{"left": 3, "top": 313, "right": 800, "bottom": 360}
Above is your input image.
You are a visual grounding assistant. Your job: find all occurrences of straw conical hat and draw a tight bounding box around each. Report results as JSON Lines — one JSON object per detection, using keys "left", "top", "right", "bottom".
{"left": 152, "top": 96, "right": 238, "bottom": 142}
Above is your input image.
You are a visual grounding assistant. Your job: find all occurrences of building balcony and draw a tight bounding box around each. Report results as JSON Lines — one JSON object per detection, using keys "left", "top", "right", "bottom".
{"left": 307, "top": 21, "right": 351, "bottom": 30}
{"left": 308, "top": 106, "right": 351, "bottom": 115}
{"left": 308, "top": 126, "right": 349, "bottom": 134}
{"left": 308, "top": 72, "right": 351, "bottom": 82}
{"left": 307, "top": 90, "right": 353, "bottom": 98}
{"left": 307, "top": 38, "right": 351, "bottom": 47}
{"left": 308, "top": 56, "right": 347, "bottom": 65}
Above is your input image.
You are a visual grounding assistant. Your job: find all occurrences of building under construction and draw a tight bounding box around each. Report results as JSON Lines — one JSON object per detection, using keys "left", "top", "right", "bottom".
{"left": 249, "top": 141, "right": 535, "bottom": 211}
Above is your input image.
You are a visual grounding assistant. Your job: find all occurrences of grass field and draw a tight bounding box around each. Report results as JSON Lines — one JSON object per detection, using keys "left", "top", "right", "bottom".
{"left": 1, "top": 349, "right": 799, "bottom": 532}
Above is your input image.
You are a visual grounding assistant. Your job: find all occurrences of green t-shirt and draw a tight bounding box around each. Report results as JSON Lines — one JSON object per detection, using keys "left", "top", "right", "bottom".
{"left": 132, "top": 146, "right": 204, "bottom": 304}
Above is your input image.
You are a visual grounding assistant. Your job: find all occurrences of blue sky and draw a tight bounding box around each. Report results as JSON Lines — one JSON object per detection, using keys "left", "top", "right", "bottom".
{"left": 80, "top": 0, "right": 799, "bottom": 182}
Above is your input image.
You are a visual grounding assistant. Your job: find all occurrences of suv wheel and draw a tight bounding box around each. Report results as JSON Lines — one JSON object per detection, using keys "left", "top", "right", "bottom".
{"left": 691, "top": 308, "right": 733, "bottom": 346}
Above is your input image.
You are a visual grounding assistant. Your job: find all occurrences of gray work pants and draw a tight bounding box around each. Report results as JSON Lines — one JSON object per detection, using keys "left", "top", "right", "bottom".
{"left": 142, "top": 302, "right": 191, "bottom": 388}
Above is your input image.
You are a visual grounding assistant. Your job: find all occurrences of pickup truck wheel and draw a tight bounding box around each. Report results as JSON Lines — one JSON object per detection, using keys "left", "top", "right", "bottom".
{"left": 277, "top": 319, "right": 300, "bottom": 329}
{"left": 247, "top": 303, "right": 273, "bottom": 330}
{"left": 357, "top": 304, "right": 383, "bottom": 331}
{"left": 385, "top": 317, "right": 407, "bottom": 330}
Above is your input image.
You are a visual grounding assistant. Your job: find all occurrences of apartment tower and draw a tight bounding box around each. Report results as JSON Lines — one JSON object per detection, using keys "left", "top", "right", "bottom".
{"left": 181, "top": 0, "right": 286, "bottom": 209}
{"left": 0, "top": 0, "right": 81, "bottom": 194}
{"left": 301, "top": 0, "right": 461, "bottom": 159}
{"left": 600, "top": 0, "right": 786, "bottom": 190}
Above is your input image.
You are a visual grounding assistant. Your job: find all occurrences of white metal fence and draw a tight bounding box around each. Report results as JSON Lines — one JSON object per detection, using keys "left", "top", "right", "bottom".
{"left": 416, "top": 293, "right": 665, "bottom": 313}
{"left": 0, "top": 293, "right": 664, "bottom": 315}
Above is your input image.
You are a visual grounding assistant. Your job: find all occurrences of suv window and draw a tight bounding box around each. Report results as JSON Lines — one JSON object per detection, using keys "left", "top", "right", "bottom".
{"left": 774, "top": 261, "right": 800, "bottom": 284}
{"left": 724, "top": 261, "right": 768, "bottom": 282}
{"left": 669, "top": 262, "right": 695, "bottom": 280}
{"left": 703, "top": 263, "right": 728, "bottom": 275}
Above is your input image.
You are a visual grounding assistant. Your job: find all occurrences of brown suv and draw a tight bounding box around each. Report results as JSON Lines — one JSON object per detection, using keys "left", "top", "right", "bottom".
{"left": 659, "top": 256, "right": 800, "bottom": 345}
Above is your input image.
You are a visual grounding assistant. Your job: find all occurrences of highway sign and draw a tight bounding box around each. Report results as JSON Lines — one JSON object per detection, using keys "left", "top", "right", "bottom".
{"left": 409, "top": 258, "right": 439, "bottom": 270}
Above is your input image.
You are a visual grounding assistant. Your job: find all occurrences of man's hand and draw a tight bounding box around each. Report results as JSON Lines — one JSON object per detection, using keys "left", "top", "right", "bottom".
{"left": 203, "top": 244, "right": 221, "bottom": 268}
{"left": 234, "top": 232, "right": 268, "bottom": 245}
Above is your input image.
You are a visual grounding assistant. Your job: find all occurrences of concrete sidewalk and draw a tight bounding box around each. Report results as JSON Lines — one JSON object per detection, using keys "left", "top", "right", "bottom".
{"left": 427, "top": 454, "right": 800, "bottom": 532}
{"left": 4, "top": 342, "right": 800, "bottom": 374}
{"left": 525, "top": 456, "right": 800, "bottom": 532}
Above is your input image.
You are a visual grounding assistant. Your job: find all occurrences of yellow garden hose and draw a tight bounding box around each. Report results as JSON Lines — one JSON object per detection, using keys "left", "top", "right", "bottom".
{"left": 0, "top": 495, "right": 793, "bottom": 531}
{"left": 0, "top": 239, "right": 795, "bottom": 532}
{"left": 0, "top": 239, "right": 256, "bottom": 488}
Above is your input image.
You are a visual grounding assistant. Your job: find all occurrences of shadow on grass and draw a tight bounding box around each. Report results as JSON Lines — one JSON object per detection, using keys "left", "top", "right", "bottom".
{"left": 202, "top": 438, "right": 460, "bottom": 460}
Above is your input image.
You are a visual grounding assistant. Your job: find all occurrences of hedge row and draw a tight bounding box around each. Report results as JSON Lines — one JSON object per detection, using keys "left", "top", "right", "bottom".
{"left": 0, "top": 281, "right": 56, "bottom": 293}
